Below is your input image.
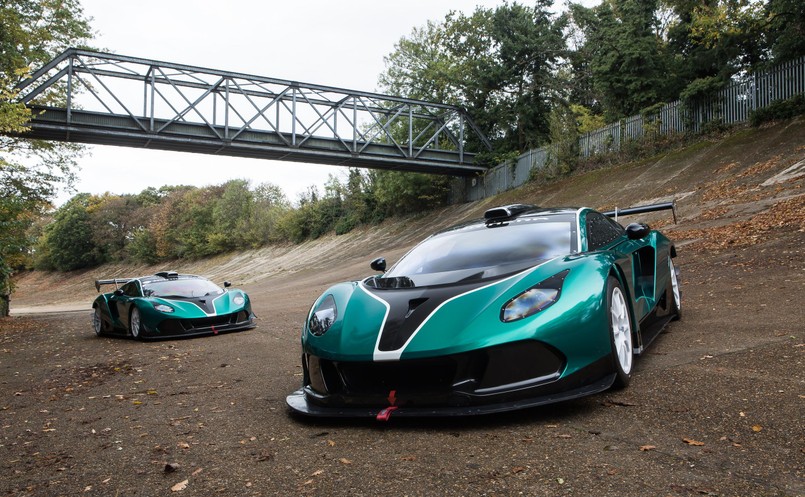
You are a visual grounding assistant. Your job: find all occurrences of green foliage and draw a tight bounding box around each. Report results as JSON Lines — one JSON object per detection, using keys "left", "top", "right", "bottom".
{"left": 763, "top": 0, "right": 805, "bottom": 63}
{"left": 371, "top": 170, "right": 452, "bottom": 216}
{"left": 749, "top": 94, "right": 805, "bottom": 126}
{"left": 569, "top": 0, "right": 676, "bottom": 121}
{"left": 679, "top": 76, "right": 726, "bottom": 102}
{"left": 379, "top": 1, "right": 567, "bottom": 154}
{"left": 0, "top": 0, "right": 92, "bottom": 307}
{"left": 35, "top": 194, "right": 101, "bottom": 271}
{"left": 547, "top": 104, "right": 579, "bottom": 175}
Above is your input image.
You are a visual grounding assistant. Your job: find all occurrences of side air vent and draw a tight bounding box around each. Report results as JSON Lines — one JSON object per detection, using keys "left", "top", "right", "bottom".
{"left": 484, "top": 204, "right": 537, "bottom": 223}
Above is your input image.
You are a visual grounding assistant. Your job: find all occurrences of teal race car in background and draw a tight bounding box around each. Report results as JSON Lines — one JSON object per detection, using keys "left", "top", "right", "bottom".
{"left": 287, "top": 203, "right": 681, "bottom": 419}
{"left": 92, "top": 272, "right": 256, "bottom": 339}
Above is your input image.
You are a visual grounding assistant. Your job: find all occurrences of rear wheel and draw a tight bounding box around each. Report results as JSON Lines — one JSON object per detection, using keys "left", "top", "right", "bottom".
{"left": 129, "top": 308, "right": 143, "bottom": 340}
{"left": 607, "top": 276, "right": 633, "bottom": 389}
{"left": 670, "top": 257, "right": 681, "bottom": 321}
{"left": 92, "top": 306, "right": 104, "bottom": 336}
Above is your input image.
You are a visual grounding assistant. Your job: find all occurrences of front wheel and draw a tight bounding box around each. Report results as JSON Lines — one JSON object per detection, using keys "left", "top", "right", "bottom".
{"left": 129, "top": 307, "right": 144, "bottom": 340}
{"left": 607, "top": 276, "right": 633, "bottom": 389}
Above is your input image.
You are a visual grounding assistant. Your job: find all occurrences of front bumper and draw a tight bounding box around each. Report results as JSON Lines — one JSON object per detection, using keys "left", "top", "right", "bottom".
{"left": 286, "top": 372, "right": 614, "bottom": 418}
{"left": 145, "top": 310, "right": 256, "bottom": 338}
{"left": 286, "top": 340, "right": 614, "bottom": 418}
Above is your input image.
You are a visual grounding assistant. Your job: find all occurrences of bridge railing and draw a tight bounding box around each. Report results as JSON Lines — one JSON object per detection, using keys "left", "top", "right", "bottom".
{"left": 14, "top": 49, "right": 491, "bottom": 175}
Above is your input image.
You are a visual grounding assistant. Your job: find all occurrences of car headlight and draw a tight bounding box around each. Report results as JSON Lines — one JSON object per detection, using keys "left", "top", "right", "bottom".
{"left": 501, "top": 270, "right": 569, "bottom": 322}
{"left": 153, "top": 303, "right": 174, "bottom": 313}
{"left": 308, "top": 295, "right": 337, "bottom": 336}
{"left": 233, "top": 295, "right": 245, "bottom": 306}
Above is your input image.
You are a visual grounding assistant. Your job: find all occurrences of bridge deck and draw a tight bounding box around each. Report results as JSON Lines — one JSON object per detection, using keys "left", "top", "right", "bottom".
{"left": 15, "top": 49, "right": 491, "bottom": 176}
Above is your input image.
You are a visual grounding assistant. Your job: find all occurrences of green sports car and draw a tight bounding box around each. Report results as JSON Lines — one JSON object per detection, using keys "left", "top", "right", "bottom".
{"left": 92, "top": 272, "right": 256, "bottom": 339}
{"left": 287, "top": 203, "right": 681, "bottom": 419}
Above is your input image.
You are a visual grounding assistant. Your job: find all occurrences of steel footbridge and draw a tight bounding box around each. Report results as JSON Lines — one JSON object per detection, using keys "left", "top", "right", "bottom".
{"left": 13, "top": 49, "right": 491, "bottom": 175}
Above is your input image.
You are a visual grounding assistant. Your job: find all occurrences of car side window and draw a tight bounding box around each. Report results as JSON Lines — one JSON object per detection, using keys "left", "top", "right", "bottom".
{"left": 121, "top": 281, "right": 141, "bottom": 297}
{"left": 587, "top": 212, "right": 625, "bottom": 251}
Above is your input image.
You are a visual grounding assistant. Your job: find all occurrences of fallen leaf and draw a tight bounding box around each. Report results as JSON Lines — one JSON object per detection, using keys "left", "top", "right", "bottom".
{"left": 170, "top": 480, "right": 188, "bottom": 492}
{"left": 682, "top": 438, "right": 705, "bottom": 446}
{"left": 191, "top": 468, "right": 203, "bottom": 476}
{"left": 511, "top": 466, "right": 526, "bottom": 474}
{"left": 751, "top": 425, "right": 763, "bottom": 432}
{"left": 311, "top": 469, "right": 324, "bottom": 476}
{"left": 639, "top": 445, "right": 656, "bottom": 451}
{"left": 177, "top": 442, "right": 190, "bottom": 449}
{"left": 400, "top": 455, "right": 417, "bottom": 461}
{"left": 339, "top": 458, "right": 352, "bottom": 464}
{"left": 327, "top": 440, "right": 336, "bottom": 447}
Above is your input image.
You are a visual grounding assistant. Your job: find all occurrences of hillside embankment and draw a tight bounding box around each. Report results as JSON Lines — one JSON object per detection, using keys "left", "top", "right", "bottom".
{"left": 10, "top": 117, "right": 805, "bottom": 313}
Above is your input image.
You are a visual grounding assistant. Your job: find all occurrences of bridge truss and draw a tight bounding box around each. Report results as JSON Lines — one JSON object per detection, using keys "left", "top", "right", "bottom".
{"left": 14, "top": 49, "right": 491, "bottom": 175}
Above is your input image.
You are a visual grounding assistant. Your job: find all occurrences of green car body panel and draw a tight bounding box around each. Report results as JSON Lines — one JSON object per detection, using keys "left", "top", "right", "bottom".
{"left": 288, "top": 204, "right": 680, "bottom": 419}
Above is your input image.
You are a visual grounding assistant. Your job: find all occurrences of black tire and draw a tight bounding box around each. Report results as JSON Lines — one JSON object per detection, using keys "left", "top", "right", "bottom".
{"left": 92, "top": 306, "right": 105, "bottom": 337}
{"left": 129, "top": 307, "right": 144, "bottom": 340}
{"left": 607, "top": 276, "right": 633, "bottom": 389}
{"left": 669, "top": 257, "right": 681, "bottom": 321}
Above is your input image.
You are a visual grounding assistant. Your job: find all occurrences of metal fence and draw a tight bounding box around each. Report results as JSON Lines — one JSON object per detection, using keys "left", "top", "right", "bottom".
{"left": 462, "top": 55, "right": 805, "bottom": 202}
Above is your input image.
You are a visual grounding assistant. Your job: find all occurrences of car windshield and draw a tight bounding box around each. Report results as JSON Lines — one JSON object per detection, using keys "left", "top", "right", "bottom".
{"left": 382, "top": 218, "right": 574, "bottom": 287}
{"left": 143, "top": 278, "right": 223, "bottom": 298}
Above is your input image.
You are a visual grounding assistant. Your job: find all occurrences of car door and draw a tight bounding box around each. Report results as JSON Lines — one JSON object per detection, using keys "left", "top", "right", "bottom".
{"left": 114, "top": 281, "right": 142, "bottom": 329}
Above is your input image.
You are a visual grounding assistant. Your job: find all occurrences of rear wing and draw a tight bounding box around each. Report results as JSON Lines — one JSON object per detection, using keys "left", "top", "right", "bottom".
{"left": 603, "top": 201, "right": 676, "bottom": 224}
{"left": 94, "top": 278, "right": 133, "bottom": 292}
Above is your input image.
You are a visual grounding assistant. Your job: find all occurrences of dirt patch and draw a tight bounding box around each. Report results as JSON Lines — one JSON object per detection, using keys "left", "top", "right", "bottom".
{"left": 2, "top": 118, "right": 804, "bottom": 496}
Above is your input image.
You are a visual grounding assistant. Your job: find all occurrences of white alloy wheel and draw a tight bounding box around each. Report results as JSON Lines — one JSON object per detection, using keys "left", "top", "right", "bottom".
{"left": 610, "top": 285, "right": 633, "bottom": 376}
{"left": 130, "top": 308, "right": 142, "bottom": 339}
{"left": 92, "top": 307, "right": 103, "bottom": 336}
{"left": 670, "top": 258, "right": 681, "bottom": 313}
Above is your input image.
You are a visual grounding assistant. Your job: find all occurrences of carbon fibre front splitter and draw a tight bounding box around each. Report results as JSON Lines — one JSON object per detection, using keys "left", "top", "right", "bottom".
{"left": 285, "top": 373, "right": 616, "bottom": 419}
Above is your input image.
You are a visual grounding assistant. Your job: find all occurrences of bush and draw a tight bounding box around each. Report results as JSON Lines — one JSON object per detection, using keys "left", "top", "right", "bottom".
{"left": 750, "top": 94, "right": 805, "bottom": 127}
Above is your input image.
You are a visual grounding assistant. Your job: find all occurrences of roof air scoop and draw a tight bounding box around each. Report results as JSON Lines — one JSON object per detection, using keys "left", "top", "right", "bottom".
{"left": 484, "top": 204, "right": 537, "bottom": 224}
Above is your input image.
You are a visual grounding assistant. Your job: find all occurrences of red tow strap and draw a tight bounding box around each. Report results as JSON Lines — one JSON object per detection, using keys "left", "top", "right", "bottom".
{"left": 376, "top": 406, "right": 398, "bottom": 421}
{"left": 376, "top": 390, "right": 398, "bottom": 421}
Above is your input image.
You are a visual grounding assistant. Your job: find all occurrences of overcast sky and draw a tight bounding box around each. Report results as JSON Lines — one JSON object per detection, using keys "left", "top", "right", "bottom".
{"left": 57, "top": 0, "right": 592, "bottom": 205}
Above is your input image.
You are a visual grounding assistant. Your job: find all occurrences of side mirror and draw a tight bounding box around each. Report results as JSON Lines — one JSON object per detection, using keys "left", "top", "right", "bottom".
{"left": 626, "top": 223, "right": 651, "bottom": 240}
{"left": 113, "top": 289, "right": 124, "bottom": 297}
{"left": 370, "top": 257, "right": 386, "bottom": 272}
{"left": 223, "top": 281, "right": 232, "bottom": 288}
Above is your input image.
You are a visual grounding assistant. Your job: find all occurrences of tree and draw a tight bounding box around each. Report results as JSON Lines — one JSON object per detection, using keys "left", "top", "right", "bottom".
{"left": 35, "top": 194, "right": 102, "bottom": 271}
{"left": 0, "top": 0, "right": 92, "bottom": 314}
{"left": 763, "top": 0, "right": 805, "bottom": 63}
{"left": 570, "top": 0, "right": 677, "bottom": 120}
{"left": 379, "top": 1, "right": 567, "bottom": 155}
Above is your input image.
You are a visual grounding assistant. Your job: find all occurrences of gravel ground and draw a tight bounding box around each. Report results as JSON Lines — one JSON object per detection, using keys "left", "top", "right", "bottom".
{"left": 2, "top": 121, "right": 804, "bottom": 496}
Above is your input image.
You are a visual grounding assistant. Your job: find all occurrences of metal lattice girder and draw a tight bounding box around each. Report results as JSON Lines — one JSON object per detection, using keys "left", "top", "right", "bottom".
{"left": 14, "top": 48, "right": 492, "bottom": 175}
